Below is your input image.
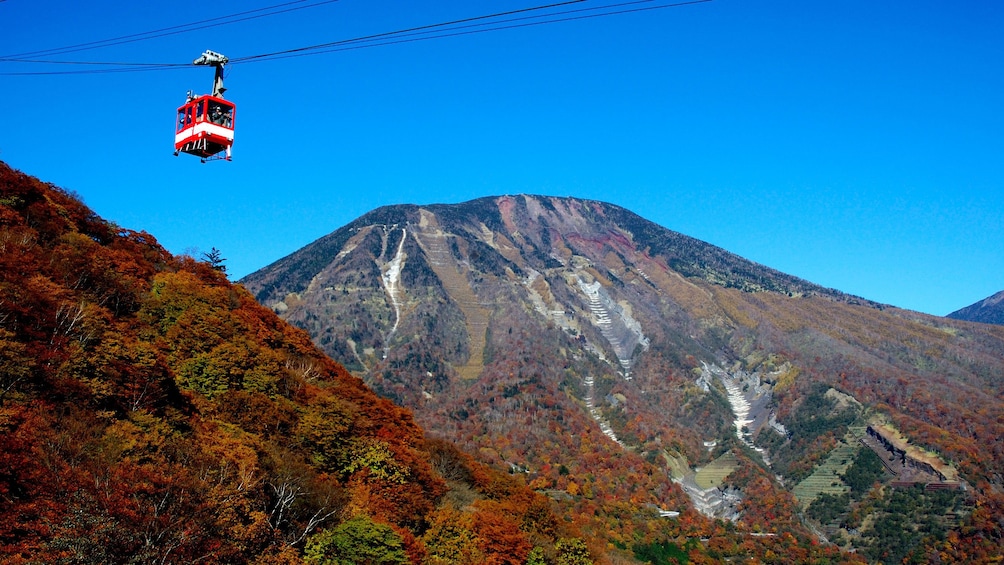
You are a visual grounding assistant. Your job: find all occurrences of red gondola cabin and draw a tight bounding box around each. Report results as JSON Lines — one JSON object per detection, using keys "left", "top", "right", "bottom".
{"left": 175, "top": 95, "right": 235, "bottom": 161}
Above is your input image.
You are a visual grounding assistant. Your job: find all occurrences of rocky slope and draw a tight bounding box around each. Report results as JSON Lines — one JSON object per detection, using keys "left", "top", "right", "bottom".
{"left": 243, "top": 194, "right": 1004, "bottom": 561}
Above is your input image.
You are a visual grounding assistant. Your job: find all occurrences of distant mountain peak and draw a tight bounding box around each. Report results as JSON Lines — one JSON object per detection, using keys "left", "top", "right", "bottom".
{"left": 245, "top": 194, "right": 855, "bottom": 307}
{"left": 947, "top": 289, "right": 1004, "bottom": 325}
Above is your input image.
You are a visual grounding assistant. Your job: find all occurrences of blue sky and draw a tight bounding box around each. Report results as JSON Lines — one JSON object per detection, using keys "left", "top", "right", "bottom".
{"left": 2, "top": 0, "right": 1001, "bottom": 316}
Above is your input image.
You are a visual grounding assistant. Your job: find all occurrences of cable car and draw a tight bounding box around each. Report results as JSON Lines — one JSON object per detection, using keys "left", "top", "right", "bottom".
{"left": 175, "top": 94, "right": 235, "bottom": 161}
{"left": 175, "top": 50, "right": 235, "bottom": 162}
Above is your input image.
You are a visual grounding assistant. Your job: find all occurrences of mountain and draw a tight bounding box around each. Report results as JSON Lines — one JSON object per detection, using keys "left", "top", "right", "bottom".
{"left": 948, "top": 290, "right": 1004, "bottom": 325}
{"left": 243, "top": 194, "right": 1004, "bottom": 563}
{"left": 0, "top": 164, "right": 599, "bottom": 564}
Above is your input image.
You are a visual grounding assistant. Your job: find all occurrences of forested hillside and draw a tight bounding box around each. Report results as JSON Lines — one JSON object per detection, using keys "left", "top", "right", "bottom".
{"left": 0, "top": 163, "right": 594, "bottom": 564}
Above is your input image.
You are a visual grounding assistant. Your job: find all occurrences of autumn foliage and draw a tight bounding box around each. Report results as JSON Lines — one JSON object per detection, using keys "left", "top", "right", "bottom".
{"left": 8, "top": 162, "right": 1004, "bottom": 563}
{"left": 0, "top": 162, "right": 581, "bottom": 563}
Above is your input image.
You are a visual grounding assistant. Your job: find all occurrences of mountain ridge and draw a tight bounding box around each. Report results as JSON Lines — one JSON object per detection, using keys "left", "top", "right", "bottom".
{"left": 245, "top": 194, "right": 873, "bottom": 309}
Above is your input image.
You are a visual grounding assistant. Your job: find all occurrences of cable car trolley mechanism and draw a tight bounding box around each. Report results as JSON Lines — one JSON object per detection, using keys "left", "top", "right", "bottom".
{"left": 174, "top": 50, "right": 235, "bottom": 162}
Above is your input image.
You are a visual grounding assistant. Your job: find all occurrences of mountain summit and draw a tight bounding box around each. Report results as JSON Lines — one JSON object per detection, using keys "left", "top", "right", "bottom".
{"left": 244, "top": 194, "right": 1004, "bottom": 561}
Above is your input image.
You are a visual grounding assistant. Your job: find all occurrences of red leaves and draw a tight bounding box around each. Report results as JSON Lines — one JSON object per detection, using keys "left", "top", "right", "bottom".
{"left": 0, "top": 163, "right": 456, "bottom": 560}
{"left": 0, "top": 402, "right": 65, "bottom": 557}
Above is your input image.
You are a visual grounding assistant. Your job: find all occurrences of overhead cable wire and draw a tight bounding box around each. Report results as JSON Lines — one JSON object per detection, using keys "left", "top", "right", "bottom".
{"left": 0, "top": 0, "right": 588, "bottom": 73}
{"left": 1, "top": 0, "right": 712, "bottom": 76}
{"left": 229, "top": 0, "right": 588, "bottom": 63}
{"left": 0, "top": 0, "right": 341, "bottom": 59}
{"left": 0, "top": 57, "right": 189, "bottom": 74}
{"left": 0, "top": 58, "right": 187, "bottom": 76}
{"left": 234, "top": 0, "right": 712, "bottom": 64}
{"left": 1, "top": 66, "right": 188, "bottom": 77}
{"left": 0, "top": 58, "right": 187, "bottom": 67}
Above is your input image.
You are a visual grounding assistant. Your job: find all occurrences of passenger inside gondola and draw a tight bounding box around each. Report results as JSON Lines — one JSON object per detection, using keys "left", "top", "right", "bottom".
{"left": 207, "top": 101, "right": 234, "bottom": 127}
